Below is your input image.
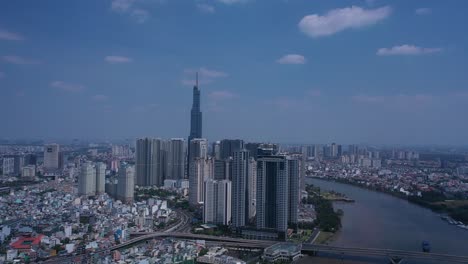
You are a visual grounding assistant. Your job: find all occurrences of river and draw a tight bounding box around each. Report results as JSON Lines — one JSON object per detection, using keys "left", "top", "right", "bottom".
{"left": 302, "top": 178, "right": 468, "bottom": 264}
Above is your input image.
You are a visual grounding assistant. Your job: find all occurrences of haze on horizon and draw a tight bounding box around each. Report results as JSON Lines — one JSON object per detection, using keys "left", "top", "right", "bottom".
{"left": 1, "top": 0, "right": 467, "bottom": 145}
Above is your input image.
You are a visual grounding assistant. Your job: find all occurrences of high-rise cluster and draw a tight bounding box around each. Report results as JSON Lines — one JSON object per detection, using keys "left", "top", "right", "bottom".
{"left": 135, "top": 138, "right": 186, "bottom": 187}
{"left": 78, "top": 161, "right": 107, "bottom": 197}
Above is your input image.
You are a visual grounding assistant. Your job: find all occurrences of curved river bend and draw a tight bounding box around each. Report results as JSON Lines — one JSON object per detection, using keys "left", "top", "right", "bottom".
{"left": 305, "top": 178, "right": 468, "bottom": 264}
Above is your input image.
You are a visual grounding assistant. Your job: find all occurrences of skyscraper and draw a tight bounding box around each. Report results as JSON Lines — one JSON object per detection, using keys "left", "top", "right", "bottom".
{"left": 117, "top": 163, "right": 135, "bottom": 203}
{"left": 189, "top": 157, "right": 213, "bottom": 206}
{"left": 203, "top": 179, "right": 232, "bottom": 225}
{"left": 136, "top": 138, "right": 165, "bottom": 187}
{"left": 256, "top": 153, "right": 300, "bottom": 239}
{"left": 78, "top": 162, "right": 96, "bottom": 196}
{"left": 187, "top": 73, "right": 203, "bottom": 177}
{"left": 220, "top": 139, "right": 244, "bottom": 160}
{"left": 212, "top": 141, "right": 221, "bottom": 160}
{"left": 231, "top": 149, "right": 250, "bottom": 228}
{"left": 189, "top": 138, "right": 208, "bottom": 162}
{"left": 44, "top": 143, "right": 60, "bottom": 171}
{"left": 248, "top": 157, "right": 257, "bottom": 219}
{"left": 287, "top": 156, "right": 300, "bottom": 227}
{"left": 95, "top": 162, "right": 106, "bottom": 194}
{"left": 167, "top": 138, "right": 185, "bottom": 180}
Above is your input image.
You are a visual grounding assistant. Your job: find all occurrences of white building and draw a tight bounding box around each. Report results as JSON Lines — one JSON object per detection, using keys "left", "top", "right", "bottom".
{"left": 203, "top": 179, "right": 232, "bottom": 225}
{"left": 21, "top": 165, "right": 36, "bottom": 178}
{"left": 117, "top": 163, "right": 135, "bottom": 203}
{"left": 189, "top": 157, "right": 213, "bottom": 206}
{"left": 78, "top": 162, "right": 96, "bottom": 196}
{"left": 95, "top": 162, "right": 106, "bottom": 194}
{"left": 1, "top": 157, "right": 14, "bottom": 175}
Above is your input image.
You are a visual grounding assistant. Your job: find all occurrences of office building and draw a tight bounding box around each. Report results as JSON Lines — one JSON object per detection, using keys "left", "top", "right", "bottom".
{"left": 203, "top": 179, "right": 232, "bottom": 225}
{"left": 231, "top": 150, "right": 250, "bottom": 228}
{"left": 167, "top": 138, "right": 185, "bottom": 180}
{"left": 43, "top": 143, "right": 60, "bottom": 170}
{"left": 78, "top": 162, "right": 96, "bottom": 196}
{"left": 117, "top": 163, "right": 135, "bottom": 203}
{"left": 136, "top": 138, "right": 165, "bottom": 187}
{"left": 95, "top": 162, "right": 106, "bottom": 194}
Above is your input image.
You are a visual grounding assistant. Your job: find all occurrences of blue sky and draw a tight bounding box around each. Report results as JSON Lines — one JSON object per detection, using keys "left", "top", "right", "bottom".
{"left": 1, "top": 0, "right": 467, "bottom": 145}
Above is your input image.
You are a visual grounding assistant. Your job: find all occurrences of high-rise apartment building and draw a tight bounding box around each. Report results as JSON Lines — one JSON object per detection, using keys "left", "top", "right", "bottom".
{"left": 136, "top": 138, "right": 165, "bottom": 187}
{"left": 220, "top": 139, "right": 244, "bottom": 160}
{"left": 167, "top": 138, "right": 185, "bottom": 180}
{"left": 189, "top": 138, "right": 208, "bottom": 161}
{"left": 231, "top": 149, "right": 250, "bottom": 228}
{"left": 248, "top": 157, "right": 257, "bottom": 219}
{"left": 95, "top": 162, "right": 106, "bottom": 194}
{"left": 44, "top": 143, "right": 60, "bottom": 170}
{"left": 203, "top": 179, "right": 232, "bottom": 225}
{"left": 212, "top": 141, "right": 221, "bottom": 160}
{"left": 78, "top": 162, "right": 96, "bottom": 196}
{"left": 189, "top": 157, "right": 213, "bottom": 206}
{"left": 117, "top": 163, "right": 135, "bottom": 203}
{"left": 256, "top": 153, "right": 300, "bottom": 239}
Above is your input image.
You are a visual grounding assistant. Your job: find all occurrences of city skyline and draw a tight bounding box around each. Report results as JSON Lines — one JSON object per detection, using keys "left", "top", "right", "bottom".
{"left": 1, "top": 0, "right": 468, "bottom": 145}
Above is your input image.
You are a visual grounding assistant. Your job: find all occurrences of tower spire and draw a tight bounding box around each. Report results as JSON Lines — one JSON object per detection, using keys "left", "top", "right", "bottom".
{"left": 196, "top": 72, "right": 199, "bottom": 87}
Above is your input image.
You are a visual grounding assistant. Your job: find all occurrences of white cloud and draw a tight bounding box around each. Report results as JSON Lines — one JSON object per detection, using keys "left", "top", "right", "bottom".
{"left": 111, "top": 0, "right": 136, "bottom": 12}
{"left": 105, "top": 55, "right": 133, "bottom": 63}
{"left": 216, "top": 0, "right": 249, "bottom": 4}
{"left": 352, "top": 94, "right": 433, "bottom": 107}
{"left": 351, "top": 95, "right": 385, "bottom": 103}
{"left": 0, "top": 72, "right": 4, "bottom": 79}
{"left": 131, "top": 9, "right": 150, "bottom": 23}
{"left": 3, "top": 55, "right": 40, "bottom": 65}
{"left": 415, "top": 8, "right": 431, "bottom": 15}
{"left": 111, "top": 0, "right": 151, "bottom": 23}
{"left": 197, "top": 3, "right": 215, "bottom": 13}
{"left": 0, "top": 28, "right": 24, "bottom": 41}
{"left": 92, "top": 94, "right": 109, "bottom": 101}
{"left": 377, "top": 45, "right": 442, "bottom": 56}
{"left": 299, "top": 6, "right": 391, "bottom": 37}
{"left": 182, "top": 67, "right": 228, "bottom": 85}
{"left": 50, "top": 81, "right": 85, "bottom": 92}
{"left": 209, "top": 91, "right": 237, "bottom": 100}
{"left": 277, "top": 54, "right": 306, "bottom": 64}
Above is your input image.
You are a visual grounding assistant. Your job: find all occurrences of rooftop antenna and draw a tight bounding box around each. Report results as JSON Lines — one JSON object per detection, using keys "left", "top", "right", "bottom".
{"left": 196, "top": 71, "right": 199, "bottom": 87}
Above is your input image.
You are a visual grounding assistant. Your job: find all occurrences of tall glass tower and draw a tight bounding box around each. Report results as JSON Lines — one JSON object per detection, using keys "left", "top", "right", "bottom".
{"left": 189, "top": 73, "right": 202, "bottom": 140}
{"left": 187, "top": 73, "right": 203, "bottom": 178}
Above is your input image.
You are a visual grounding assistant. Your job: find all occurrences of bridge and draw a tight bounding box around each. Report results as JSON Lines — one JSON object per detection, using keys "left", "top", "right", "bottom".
{"left": 302, "top": 244, "right": 468, "bottom": 264}
{"left": 122, "top": 232, "right": 468, "bottom": 263}
{"left": 44, "top": 231, "right": 468, "bottom": 264}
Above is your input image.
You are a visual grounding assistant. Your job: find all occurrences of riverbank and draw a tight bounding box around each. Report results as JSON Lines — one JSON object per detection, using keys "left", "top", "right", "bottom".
{"left": 305, "top": 178, "right": 468, "bottom": 259}
{"left": 308, "top": 176, "right": 468, "bottom": 225}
